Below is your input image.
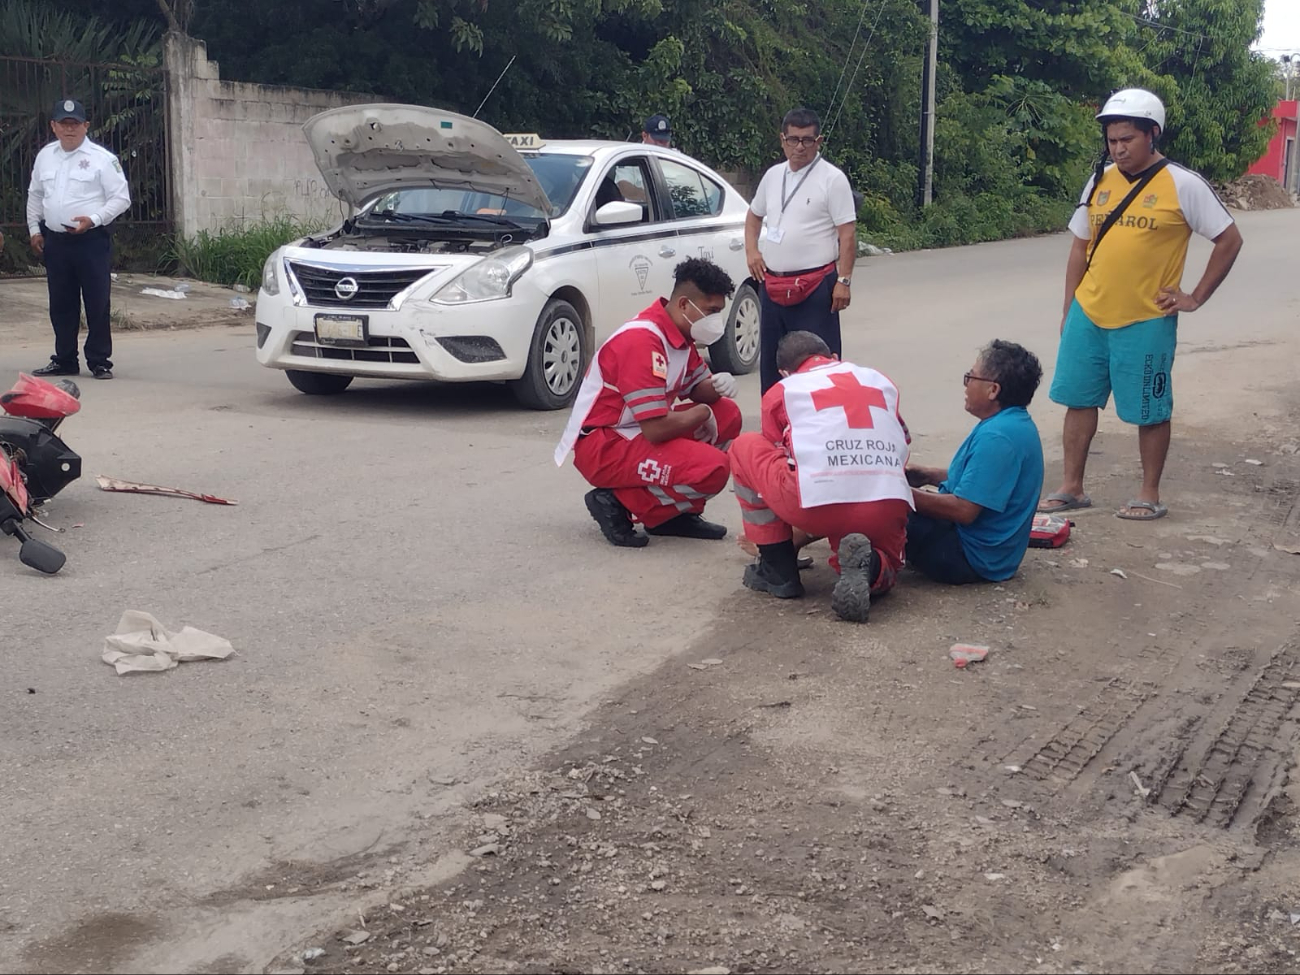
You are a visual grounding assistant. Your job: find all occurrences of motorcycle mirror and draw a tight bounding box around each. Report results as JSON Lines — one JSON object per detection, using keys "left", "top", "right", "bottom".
{"left": 19, "top": 537, "right": 66, "bottom": 575}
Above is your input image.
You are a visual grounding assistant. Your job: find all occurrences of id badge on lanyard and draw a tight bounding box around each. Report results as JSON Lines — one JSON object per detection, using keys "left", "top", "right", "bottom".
{"left": 767, "top": 155, "right": 821, "bottom": 243}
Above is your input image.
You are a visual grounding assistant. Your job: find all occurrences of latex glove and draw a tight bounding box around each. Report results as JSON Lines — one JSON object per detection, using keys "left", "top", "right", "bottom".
{"left": 710, "top": 372, "right": 738, "bottom": 398}
{"left": 692, "top": 406, "right": 718, "bottom": 444}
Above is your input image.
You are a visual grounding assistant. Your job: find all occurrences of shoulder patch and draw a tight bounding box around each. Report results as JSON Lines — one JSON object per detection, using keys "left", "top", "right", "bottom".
{"left": 651, "top": 350, "right": 668, "bottom": 380}
{"left": 112, "top": 158, "right": 122, "bottom": 173}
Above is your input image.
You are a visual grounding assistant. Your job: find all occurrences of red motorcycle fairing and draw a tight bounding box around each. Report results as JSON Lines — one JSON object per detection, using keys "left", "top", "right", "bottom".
{"left": 0, "top": 373, "right": 82, "bottom": 420}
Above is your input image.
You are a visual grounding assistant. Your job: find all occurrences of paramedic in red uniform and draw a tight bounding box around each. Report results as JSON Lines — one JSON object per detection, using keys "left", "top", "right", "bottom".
{"left": 555, "top": 258, "right": 743, "bottom": 548}
{"left": 730, "top": 331, "right": 913, "bottom": 623}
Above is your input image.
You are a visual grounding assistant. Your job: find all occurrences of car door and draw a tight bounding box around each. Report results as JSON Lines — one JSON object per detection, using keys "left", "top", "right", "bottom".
{"left": 584, "top": 154, "right": 674, "bottom": 330}
{"left": 650, "top": 155, "right": 746, "bottom": 286}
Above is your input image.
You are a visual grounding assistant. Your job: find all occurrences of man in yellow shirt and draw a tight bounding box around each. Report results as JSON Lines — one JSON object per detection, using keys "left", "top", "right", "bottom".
{"left": 1040, "top": 89, "right": 1243, "bottom": 521}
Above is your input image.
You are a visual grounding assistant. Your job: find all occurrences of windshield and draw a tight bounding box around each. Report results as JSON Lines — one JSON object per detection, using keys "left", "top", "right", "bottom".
{"left": 361, "top": 153, "right": 593, "bottom": 222}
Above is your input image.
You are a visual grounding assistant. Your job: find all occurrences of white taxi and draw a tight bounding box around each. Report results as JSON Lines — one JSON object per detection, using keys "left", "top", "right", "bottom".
{"left": 254, "top": 104, "right": 759, "bottom": 409}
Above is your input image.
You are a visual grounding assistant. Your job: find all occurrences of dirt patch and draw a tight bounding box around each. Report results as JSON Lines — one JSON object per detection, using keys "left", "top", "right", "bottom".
{"left": 273, "top": 419, "right": 1300, "bottom": 975}
{"left": 0, "top": 272, "right": 253, "bottom": 346}
{"left": 18, "top": 911, "right": 164, "bottom": 974}
{"left": 1218, "top": 175, "right": 1295, "bottom": 212}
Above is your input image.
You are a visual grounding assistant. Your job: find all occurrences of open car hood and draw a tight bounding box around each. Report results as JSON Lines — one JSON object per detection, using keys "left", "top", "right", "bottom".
{"left": 303, "top": 104, "right": 552, "bottom": 212}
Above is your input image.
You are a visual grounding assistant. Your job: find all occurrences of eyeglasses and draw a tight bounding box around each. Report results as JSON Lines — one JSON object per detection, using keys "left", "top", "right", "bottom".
{"left": 781, "top": 135, "right": 820, "bottom": 147}
{"left": 963, "top": 372, "right": 998, "bottom": 387}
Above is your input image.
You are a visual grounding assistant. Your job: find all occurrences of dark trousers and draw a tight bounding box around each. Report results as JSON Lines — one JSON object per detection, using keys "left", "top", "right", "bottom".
{"left": 905, "top": 512, "right": 986, "bottom": 585}
{"left": 42, "top": 225, "right": 113, "bottom": 370}
{"left": 758, "top": 271, "right": 841, "bottom": 394}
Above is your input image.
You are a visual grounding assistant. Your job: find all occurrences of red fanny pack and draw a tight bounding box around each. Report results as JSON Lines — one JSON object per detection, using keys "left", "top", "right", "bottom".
{"left": 763, "top": 262, "right": 836, "bottom": 307}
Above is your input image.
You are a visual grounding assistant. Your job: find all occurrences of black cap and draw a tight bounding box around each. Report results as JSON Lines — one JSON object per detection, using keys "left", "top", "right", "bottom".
{"left": 52, "top": 99, "right": 86, "bottom": 122}
{"left": 643, "top": 114, "right": 672, "bottom": 137}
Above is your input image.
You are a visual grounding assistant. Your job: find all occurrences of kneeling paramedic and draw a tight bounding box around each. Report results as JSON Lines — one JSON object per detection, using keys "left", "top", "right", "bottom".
{"left": 555, "top": 258, "right": 743, "bottom": 548}
{"left": 730, "top": 331, "right": 912, "bottom": 623}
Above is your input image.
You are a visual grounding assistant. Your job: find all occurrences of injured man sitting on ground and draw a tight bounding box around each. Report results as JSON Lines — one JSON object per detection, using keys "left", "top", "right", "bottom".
{"left": 904, "top": 339, "right": 1045, "bottom": 584}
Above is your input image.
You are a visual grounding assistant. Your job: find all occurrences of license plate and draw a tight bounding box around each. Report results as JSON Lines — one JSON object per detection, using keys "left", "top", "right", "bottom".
{"left": 314, "top": 314, "right": 368, "bottom": 346}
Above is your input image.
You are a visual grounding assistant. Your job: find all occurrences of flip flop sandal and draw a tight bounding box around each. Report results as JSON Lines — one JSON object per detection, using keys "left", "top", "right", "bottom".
{"left": 1038, "top": 492, "right": 1092, "bottom": 514}
{"left": 1116, "top": 499, "right": 1168, "bottom": 521}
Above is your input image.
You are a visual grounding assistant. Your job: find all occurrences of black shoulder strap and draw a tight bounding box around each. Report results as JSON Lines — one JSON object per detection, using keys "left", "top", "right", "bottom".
{"left": 1085, "top": 158, "right": 1168, "bottom": 272}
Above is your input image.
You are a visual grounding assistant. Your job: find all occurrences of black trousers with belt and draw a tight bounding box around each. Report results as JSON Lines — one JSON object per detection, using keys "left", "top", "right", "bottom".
{"left": 758, "top": 269, "right": 841, "bottom": 395}
{"left": 41, "top": 223, "right": 113, "bottom": 371}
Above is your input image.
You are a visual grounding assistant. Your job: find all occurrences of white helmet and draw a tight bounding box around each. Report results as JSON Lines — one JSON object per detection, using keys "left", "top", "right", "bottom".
{"left": 1096, "top": 88, "right": 1165, "bottom": 130}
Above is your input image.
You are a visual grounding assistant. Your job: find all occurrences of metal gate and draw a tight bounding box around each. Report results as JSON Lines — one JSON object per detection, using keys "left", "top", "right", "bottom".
{"left": 0, "top": 55, "right": 171, "bottom": 261}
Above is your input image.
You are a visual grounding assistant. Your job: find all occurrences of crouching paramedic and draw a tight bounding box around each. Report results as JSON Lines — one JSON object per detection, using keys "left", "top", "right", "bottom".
{"left": 554, "top": 258, "right": 743, "bottom": 548}
{"left": 730, "top": 331, "right": 913, "bottom": 623}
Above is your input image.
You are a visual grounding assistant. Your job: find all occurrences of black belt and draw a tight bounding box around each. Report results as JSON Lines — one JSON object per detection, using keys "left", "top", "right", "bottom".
{"left": 769, "top": 262, "right": 836, "bottom": 276}
{"left": 39, "top": 221, "right": 109, "bottom": 239}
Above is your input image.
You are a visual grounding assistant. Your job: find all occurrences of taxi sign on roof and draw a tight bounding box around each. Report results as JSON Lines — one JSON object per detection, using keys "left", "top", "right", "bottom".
{"left": 504, "top": 133, "right": 545, "bottom": 150}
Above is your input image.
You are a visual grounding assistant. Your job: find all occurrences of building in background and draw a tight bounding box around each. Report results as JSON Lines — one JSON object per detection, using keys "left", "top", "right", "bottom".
{"left": 1247, "top": 99, "right": 1298, "bottom": 192}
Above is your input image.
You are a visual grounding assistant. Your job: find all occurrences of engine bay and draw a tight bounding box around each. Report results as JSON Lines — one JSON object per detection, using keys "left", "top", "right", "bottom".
{"left": 302, "top": 233, "right": 507, "bottom": 255}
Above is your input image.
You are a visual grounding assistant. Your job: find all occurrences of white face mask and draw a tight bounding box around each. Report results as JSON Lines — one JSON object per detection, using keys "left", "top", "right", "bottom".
{"left": 687, "top": 299, "right": 727, "bottom": 345}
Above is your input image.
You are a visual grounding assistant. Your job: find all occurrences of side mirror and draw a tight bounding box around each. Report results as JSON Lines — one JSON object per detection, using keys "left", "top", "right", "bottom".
{"left": 593, "top": 201, "right": 643, "bottom": 226}
{"left": 20, "top": 536, "right": 65, "bottom": 575}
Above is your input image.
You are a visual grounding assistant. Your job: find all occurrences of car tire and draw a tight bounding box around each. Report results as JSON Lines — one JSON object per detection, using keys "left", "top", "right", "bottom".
{"left": 708, "top": 281, "right": 760, "bottom": 375}
{"left": 286, "top": 370, "right": 354, "bottom": 395}
{"left": 511, "top": 298, "right": 587, "bottom": 411}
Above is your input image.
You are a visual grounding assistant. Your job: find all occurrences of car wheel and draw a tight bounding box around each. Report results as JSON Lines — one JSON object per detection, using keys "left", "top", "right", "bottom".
{"left": 286, "top": 370, "right": 354, "bottom": 395}
{"left": 511, "top": 298, "right": 587, "bottom": 411}
{"left": 708, "top": 281, "right": 760, "bottom": 375}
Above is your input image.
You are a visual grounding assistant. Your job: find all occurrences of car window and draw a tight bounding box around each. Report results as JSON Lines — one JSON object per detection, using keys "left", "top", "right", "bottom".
{"left": 591, "top": 158, "right": 656, "bottom": 225}
{"left": 360, "top": 154, "right": 593, "bottom": 221}
{"left": 658, "top": 158, "right": 724, "bottom": 219}
{"left": 522, "top": 152, "right": 594, "bottom": 216}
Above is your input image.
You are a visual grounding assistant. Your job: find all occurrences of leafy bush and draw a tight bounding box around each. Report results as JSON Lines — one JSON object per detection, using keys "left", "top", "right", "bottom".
{"left": 167, "top": 215, "right": 326, "bottom": 288}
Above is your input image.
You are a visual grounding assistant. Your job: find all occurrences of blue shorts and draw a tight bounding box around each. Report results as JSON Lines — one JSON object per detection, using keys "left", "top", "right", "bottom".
{"left": 1049, "top": 300, "right": 1176, "bottom": 426}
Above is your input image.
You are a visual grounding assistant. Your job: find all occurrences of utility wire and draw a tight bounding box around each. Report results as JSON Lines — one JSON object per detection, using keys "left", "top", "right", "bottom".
{"left": 825, "top": 0, "right": 892, "bottom": 138}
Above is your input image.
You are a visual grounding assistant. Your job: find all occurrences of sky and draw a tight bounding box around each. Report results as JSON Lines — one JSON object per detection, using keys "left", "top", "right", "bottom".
{"left": 1257, "top": 0, "right": 1300, "bottom": 58}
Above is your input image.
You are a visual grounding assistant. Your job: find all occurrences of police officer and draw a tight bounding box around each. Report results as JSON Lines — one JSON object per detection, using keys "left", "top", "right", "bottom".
{"left": 26, "top": 99, "right": 131, "bottom": 380}
{"left": 641, "top": 114, "right": 672, "bottom": 148}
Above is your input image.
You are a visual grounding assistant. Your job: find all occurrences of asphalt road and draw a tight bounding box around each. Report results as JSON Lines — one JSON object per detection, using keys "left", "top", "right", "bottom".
{"left": 1, "top": 209, "right": 1296, "bottom": 973}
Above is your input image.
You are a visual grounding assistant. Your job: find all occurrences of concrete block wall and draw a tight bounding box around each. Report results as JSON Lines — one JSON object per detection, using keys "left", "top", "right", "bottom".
{"left": 165, "top": 33, "right": 372, "bottom": 237}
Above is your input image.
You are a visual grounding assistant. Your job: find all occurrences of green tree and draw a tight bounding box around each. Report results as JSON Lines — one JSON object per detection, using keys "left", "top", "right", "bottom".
{"left": 1124, "top": 0, "right": 1276, "bottom": 182}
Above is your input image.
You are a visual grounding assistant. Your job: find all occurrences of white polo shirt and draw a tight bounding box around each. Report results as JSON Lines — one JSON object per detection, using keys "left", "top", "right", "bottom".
{"left": 750, "top": 155, "right": 856, "bottom": 273}
{"left": 26, "top": 138, "right": 131, "bottom": 236}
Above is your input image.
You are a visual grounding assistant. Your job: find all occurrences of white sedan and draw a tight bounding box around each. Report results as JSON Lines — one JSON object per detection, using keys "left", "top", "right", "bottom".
{"left": 254, "top": 104, "right": 760, "bottom": 409}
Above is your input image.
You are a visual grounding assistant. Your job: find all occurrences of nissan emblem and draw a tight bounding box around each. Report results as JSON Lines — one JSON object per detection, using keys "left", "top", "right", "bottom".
{"left": 334, "top": 276, "right": 360, "bottom": 300}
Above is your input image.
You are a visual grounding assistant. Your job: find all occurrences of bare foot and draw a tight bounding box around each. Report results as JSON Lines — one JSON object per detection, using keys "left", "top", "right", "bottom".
{"left": 737, "top": 535, "right": 759, "bottom": 558}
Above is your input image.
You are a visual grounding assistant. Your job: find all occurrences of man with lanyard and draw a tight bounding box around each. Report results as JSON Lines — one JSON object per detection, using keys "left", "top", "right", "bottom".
{"left": 1040, "top": 88, "right": 1243, "bottom": 521}
{"left": 27, "top": 99, "right": 131, "bottom": 380}
{"left": 555, "top": 258, "right": 743, "bottom": 548}
{"left": 745, "top": 107, "right": 857, "bottom": 395}
{"left": 906, "top": 341, "right": 1044, "bottom": 584}
{"left": 730, "top": 331, "right": 912, "bottom": 623}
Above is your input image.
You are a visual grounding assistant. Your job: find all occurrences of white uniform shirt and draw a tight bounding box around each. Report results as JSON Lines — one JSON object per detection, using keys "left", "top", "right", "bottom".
{"left": 27, "top": 138, "right": 131, "bottom": 236}
{"left": 749, "top": 154, "right": 856, "bottom": 272}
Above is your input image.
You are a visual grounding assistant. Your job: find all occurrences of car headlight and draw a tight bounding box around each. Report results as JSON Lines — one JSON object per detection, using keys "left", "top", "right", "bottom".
{"left": 261, "top": 252, "right": 281, "bottom": 296}
{"left": 431, "top": 246, "right": 533, "bottom": 305}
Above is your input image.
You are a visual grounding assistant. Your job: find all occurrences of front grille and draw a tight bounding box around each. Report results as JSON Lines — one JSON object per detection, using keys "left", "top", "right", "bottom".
{"left": 288, "top": 262, "right": 435, "bottom": 308}
{"left": 289, "top": 332, "right": 420, "bottom": 364}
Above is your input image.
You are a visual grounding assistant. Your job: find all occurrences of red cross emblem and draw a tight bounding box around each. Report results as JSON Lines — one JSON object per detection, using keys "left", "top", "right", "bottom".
{"left": 810, "top": 372, "right": 887, "bottom": 429}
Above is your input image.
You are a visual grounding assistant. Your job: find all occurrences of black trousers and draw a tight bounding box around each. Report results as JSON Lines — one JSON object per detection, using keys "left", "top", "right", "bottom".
{"left": 42, "top": 225, "right": 113, "bottom": 370}
{"left": 758, "top": 271, "right": 841, "bottom": 394}
{"left": 904, "top": 512, "right": 986, "bottom": 585}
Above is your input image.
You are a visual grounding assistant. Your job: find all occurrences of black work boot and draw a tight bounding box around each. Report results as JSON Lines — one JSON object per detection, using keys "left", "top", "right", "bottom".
{"left": 743, "top": 540, "right": 805, "bottom": 599}
{"left": 646, "top": 512, "right": 727, "bottom": 540}
{"left": 832, "top": 533, "right": 881, "bottom": 623}
{"left": 585, "top": 489, "right": 648, "bottom": 548}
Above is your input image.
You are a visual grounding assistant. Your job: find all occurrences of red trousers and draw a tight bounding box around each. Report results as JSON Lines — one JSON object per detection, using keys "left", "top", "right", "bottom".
{"left": 573, "top": 398, "right": 743, "bottom": 529}
{"left": 729, "top": 431, "right": 909, "bottom": 592}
